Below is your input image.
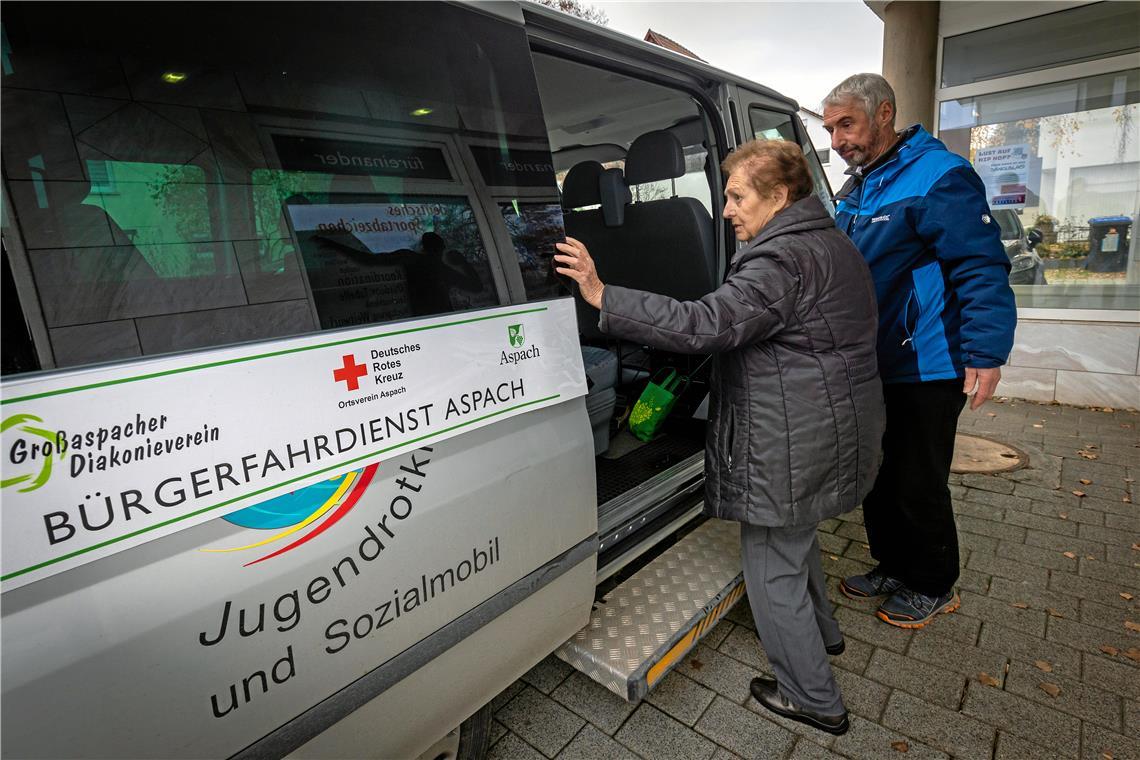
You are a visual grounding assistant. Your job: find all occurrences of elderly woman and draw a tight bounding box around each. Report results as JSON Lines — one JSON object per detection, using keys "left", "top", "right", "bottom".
{"left": 555, "top": 139, "right": 884, "bottom": 735}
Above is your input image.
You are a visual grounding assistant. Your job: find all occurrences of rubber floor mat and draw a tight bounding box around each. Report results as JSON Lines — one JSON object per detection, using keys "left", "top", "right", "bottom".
{"left": 596, "top": 434, "right": 703, "bottom": 505}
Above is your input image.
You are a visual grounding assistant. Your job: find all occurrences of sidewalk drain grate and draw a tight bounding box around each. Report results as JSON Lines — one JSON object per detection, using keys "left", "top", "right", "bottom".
{"left": 952, "top": 433, "right": 1028, "bottom": 474}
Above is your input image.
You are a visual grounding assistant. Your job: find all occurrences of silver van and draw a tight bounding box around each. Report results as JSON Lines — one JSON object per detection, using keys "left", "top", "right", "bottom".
{"left": 0, "top": 3, "right": 831, "bottom": 757}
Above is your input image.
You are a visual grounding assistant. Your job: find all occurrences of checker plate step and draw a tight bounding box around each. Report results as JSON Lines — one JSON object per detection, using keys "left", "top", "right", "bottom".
{"left": 555, "top": 517, "right": 743, "bottom": 702}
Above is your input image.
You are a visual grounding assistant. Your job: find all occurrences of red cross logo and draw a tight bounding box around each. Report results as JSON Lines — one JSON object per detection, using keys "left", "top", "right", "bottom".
{"left": 333, "top": 354, "right": 368, "bottom": 391}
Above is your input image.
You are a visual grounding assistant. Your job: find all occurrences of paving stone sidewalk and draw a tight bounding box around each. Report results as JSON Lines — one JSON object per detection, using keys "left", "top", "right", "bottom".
{"left": 487, "top": 399, "right": 1139, "bottom": 760}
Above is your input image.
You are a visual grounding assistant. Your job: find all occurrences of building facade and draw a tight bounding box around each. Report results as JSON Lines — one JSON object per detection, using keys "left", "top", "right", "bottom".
{"left": 869, "top": 0, "right": 1139, "bottom": 409}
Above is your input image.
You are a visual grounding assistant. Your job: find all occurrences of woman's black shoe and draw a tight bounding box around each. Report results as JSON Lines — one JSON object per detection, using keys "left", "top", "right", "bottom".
{"left": 825, "top": 639, "right": 846, "bottom": 656}
{"left": 749, "top": 677, "right": 849, "bottom": 735}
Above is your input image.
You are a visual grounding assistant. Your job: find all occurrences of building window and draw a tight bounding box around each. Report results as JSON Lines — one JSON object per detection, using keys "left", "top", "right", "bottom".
{"left": 941, "top": 2, "right": 1140, "bottom": 88}
{"left": 939, "top": 69, "right": 1139, "bottom": 310}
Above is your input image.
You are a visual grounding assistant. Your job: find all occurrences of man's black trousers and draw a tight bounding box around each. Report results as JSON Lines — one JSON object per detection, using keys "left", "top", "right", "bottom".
{"left": 862, "top": 379, "right": 966, "bottom": 596}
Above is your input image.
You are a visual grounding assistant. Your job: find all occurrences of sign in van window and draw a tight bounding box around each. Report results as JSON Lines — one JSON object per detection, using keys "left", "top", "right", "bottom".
{"left": 273, "top": 135, "right": 453, "bottom": 180}
{"left": 469, "top": 145, "right": 557, "bottom": 188}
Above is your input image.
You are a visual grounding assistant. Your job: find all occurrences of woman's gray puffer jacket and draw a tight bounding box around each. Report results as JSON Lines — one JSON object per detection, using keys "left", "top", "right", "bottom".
{"left": 600, "top": 195, "right": 884, "bottom": 528}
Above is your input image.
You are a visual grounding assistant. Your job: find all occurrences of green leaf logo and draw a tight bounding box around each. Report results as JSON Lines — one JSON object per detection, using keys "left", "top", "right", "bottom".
{"left": 1, "top": 413, "right": 62, "bottom": 492}
{"left": 508, "top": 323, "right": 525, "bottom": 348}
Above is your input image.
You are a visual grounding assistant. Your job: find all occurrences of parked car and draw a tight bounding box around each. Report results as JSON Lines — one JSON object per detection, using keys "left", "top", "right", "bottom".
{"left": 994, "top": 208, "right": 1047, "bottom": 285}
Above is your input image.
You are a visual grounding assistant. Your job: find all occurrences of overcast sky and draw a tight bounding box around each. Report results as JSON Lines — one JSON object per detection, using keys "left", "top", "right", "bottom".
{"left": 590, "top": 1, "right": 883, "bottom": 112}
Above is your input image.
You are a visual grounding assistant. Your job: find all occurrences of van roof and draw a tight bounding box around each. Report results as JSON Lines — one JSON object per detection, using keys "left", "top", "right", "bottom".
{"left": 516, "top": 1, "right": 800, "bottom": 112}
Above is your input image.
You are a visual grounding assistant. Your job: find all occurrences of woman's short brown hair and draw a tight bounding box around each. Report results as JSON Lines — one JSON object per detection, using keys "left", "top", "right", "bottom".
{"left": 721, "top": 139, "right": 813, "bottom": 203}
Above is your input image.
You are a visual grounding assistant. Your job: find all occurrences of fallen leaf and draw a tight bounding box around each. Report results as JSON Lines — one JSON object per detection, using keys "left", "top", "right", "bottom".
{"left": 1102, "top": 752, "right": 1114, "bottom": 760}
{"left": 977, "top": 672, "right": 1000, "bottom": 687}
{"left": 688, "top": 657, "right": 704, "bottom": 671}
{"left": 1079, "top": 479, "right": 1092, "bottom": 485}
{"left": 891, "top": 741, "right": 909, "bottom": 753}
{"left": 1078, "top": 450, "right": 1099, "bottom": 460}
{"left": 1125, "top": 648, "right": 1140, "bottom": 664}
{"left": 1038, "top": 682, "right": 1062, "bottom": 698}
{"left": 1087, "top": 555, "right": 1096, "bottom": 561}
{"left": 1125, "top": 478, "right": 1135, "bottom": 484}
{"left": 1011, "top": 601, "right": 1029, "bottom": 609}
{"left": 987, "top": 412, "right": 997, "bottom": 417}
{"left": 1124, "top": 496, "right": 1133, "bottom": 504}
{"left": 828, "top": 555, "right": 839, "bottom": 561}
{"left": 1125, "top": 621, "right": 1140, "bottom": 633}
{"left": 1100, "top": 645, "right": 1120, "bottom": 657}
{"left": 1063, "top": 551, "right": 1077, "bottom": 559}
{"left": 1035, "top": 660, "right": 1054, "bottom": 673}
{"left": 1103, "top": 407, "right": 1115, "bottom": 413}
{"left": 1121, "top": 593, "right": 1134, "bottom": 601}
{"left": 1046, "top": 608, "right": 1065, "bottom": 618}
{"left": 1033, "top": 423, "right": 1044, "bottom": 429}
{"left": 1059, "top": 513, "right": 1069, "bottom": 520}
{"left": 1133, "top": 543, "right": 1140, "bottom": 552}
{"left": 1072, "top": 491, "right": 1087, "bottom": 498}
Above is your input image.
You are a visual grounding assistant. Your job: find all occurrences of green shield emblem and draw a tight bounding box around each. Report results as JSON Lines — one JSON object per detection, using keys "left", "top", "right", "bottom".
{"left": 508, "top": 324, "right": 525, "bottom": 348}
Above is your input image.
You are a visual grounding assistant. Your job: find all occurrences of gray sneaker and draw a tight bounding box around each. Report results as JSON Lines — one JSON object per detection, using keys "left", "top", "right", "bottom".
{"left": 840, "top": 567, "right": 904, "bottom": 599}
{"left": 878, "top": 588, "right": 960, "bottom": 629}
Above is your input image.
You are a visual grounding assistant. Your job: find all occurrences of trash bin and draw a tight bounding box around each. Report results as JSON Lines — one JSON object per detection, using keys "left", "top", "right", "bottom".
{"left": 1085, "top": 215, "right": 1132, "bottom": 272}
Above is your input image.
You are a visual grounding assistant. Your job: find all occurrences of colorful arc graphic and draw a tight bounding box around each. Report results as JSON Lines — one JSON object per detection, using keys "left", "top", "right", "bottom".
{"left": 208, "top": 463, "right": 379, "bottom": 566}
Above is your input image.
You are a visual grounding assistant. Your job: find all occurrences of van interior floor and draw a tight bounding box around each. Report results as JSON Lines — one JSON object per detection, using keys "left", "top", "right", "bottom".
{"left": 596, "top": 433, "right": 703, "bottom": 505}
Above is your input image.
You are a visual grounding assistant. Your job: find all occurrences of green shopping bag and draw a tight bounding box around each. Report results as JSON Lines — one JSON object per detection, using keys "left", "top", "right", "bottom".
{"left": 629, "top": 368, "right": 688, "bottom": 442}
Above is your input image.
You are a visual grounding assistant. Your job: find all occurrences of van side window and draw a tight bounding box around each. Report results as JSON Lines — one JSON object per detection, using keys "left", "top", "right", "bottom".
{"left": 748, "top": 106, "right": 834, "bottom": 213}
{"left": 0, "top": 4, "right": 554, "bottom": 374}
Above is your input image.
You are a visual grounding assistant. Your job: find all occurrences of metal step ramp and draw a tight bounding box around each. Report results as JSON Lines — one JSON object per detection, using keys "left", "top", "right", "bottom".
{"left": 555, "top": 518, "right": 743, "bottom": 702}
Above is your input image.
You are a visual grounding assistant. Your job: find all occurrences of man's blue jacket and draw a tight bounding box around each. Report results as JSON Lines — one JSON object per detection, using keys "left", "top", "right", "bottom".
{"left": 835, "top": 125, "right": 1016, "bottom": 384}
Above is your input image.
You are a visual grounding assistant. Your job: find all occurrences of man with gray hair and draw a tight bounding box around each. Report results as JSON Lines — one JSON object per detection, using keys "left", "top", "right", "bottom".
{"left": 822, "top": 73, "right": 1016, "bottom": 629}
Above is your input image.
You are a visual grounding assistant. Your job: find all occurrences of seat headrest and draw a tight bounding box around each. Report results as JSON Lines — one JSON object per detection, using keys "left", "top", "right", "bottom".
{"left": 624, "top": 130, "right": 685, "bottom": 185}
{"left": 599, "top": 168, "right": 631, "bottom": 227}
{"left": 562, "top": 160, "right": 603, "bottom": 209}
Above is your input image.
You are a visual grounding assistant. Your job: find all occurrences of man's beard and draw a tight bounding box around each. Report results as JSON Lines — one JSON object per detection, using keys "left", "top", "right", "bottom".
{"left": 844, "top": 123, "right": 886, "bottom": 168}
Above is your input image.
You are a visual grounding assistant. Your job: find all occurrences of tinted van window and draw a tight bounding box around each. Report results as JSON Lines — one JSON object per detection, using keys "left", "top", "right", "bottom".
{"left": 1, "top": 3, "right": 557, "bottom": 373}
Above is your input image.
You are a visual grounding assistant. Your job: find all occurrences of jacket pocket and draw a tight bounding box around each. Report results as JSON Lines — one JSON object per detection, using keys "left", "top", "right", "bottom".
{"left": 899, "top": 288, "right": 921, "bottom": 351}
{"left": 720, "top": 399, "right": 749, "bottom": 487}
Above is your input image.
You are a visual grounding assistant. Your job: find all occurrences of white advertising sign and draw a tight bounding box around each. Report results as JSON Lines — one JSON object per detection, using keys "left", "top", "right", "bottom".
{"left": 975, "top": 144, "right": 1030, "bottom": 209}
{"left": 1, "top": 300, "right": 587, "bottom": 591}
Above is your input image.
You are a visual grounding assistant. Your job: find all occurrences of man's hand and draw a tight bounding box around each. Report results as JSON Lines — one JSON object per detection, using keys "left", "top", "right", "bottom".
{"left": 963, "top": 367, "right": 1002, "bottom": 410}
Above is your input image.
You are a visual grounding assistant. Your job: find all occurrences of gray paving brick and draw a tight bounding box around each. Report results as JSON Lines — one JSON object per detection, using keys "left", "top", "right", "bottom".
{"left": 1084, "top": 652, "right": 1140, "bottom": 699}
{"left": 716, "top": 625, "right": 770, "bottom": 672}
{"left": 828, "top": 636, "right": 874, "bottom": 677}
{"left": 961, "top": 474, "right": 1017, "bottom": 494}
{"left": 676, "top": 644, "right": 766, "bottom": 705}
{"left": 1125, "top": 699, "right": 1139, "bottom": 740}
{"left": 551, "top": 671, "right": 637, "bottom": 735}
{"left": 555, "top": 724, "right": 639, "bottom": 760}
{"left": 1003, "top": 508, "right": 1081, "bottom": 537}
{"left": 841, "top": 540, "right": 874, "bottom": 565}
{"left": 787, "top": 739, "right": 844, "bottom": 759}
{"left": 1027, "top": 530, "right": 1108, "bottom": 561}
{"left": 818, "top": 518, "right": 842, "bottom": 534}
{"left": 489, "top": 732, "right": 547, "bottom": 760}
{"left": 908, "top": 628, "right": 1009, "bottom": 682}
{"left": 1080, "top": 598, "right": 1140, "bottom": 634}
{"left": 1070, "top": 492, "right": 1138, "bottom": 518}
{"left": 966, "top": 551, "right": 1051, "bottom": 586}
{"left": 831, "top": 716, "right": 950, "bottom": 760}
{"left": 978, "top": 622, "right": 1082, "bottom": 678}
{"left": 496, "top": 686, "right": 585, "bottom": 758}
{"left": 522, "top": 655, "right": 575, "bottom": 694}
{"left": 712, "top": 749, "right": 745, "bottom": 760}
{"left": 817, "top": 530, "right": 850, "bottom": 557}
{"left": 962, "top": 488, "right": 1033, "bottom": 512}
{"left": 881, "top": 690, "right": 995, "bottom": 760}
{"left": 493, "top": 681, "right": 527, "bottom": 713}
{"left": 1047, "top": 616, "right": 1140, "bottom": 661}
{"left": 864, "top": 647, "right": 966, "bottom": 710}
{"left": 647, "top": 671, "right": 716, "bottom": 727}
{"left": 1106, "top": 512, "right": 1140, "bottom": 534}
{"left": 958, "top": 530, "right": 1000, "bottom": 555}
{"left": 836, "top": 521, "right": 868, "bottom": 542}
{"left": 1080, "top": 555, "right": 1140, "bottom": 589}
{"left": 834, "top": 605, "right": 913, "bottom": 653}
{"left": 916, "top": 603, "right": 983, "bottom": 644}
{"left": 1106, "top": 544, "right": 1140, "bottom": 568}
{"left": 1004, "top": 660, "right": 1122, "bottom": 731}
{"left": 615, "top": 704, "right": 717, "bottom": 760}
{"left": 1081, "top": 723, "right": 1140, "bottom": 760}
{"left": 1014, "top": 482, "right": 1076, "bottom": 505}
{"left": 961, "top": 679, "right": 1081, "bottom": 756}
{"left": 725, "top": 597, "right": 757, "bottom": 631}
{"left": 1063, "top": 459, "right": 1129, "bottom": 482}
{"left": 993, "top": 732, "right": 1068, "bottom": 760}
{"left": 836, "top": 509, "right": 865, "bottom": 525}
{"left": 1030, "top": 501, "right": 1106, "bottom": 526}
{"left": 1051, "top": 572, "right": 1136, "bottom": 608}
{"left": 1079, "top": 523, "right": 1140, "bottom": 547}
{"left": 831, "top": 667, "right": 891, "bottom": 720}
{"left": 705, "top": 619, "right": 736, "bottom": 650}
{"left": 958, "top": 567, "right": 993, "bottom": 595}
{"left": 695, "top": 695, "right": 796, "bottom": 760}
{"left": 820, "top": 554, "right": 874, "bottom": 582}
{"left": 959, "top": 590, "right": 1047, "bottom": 636}
{"left": 986, "top": 576, "right": 1081, "bottom": 619}
{"left": 957, "top": 514, "right": 1028, "bottom": 543}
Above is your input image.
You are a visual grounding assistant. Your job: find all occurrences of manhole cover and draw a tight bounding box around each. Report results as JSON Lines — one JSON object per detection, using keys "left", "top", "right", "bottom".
{"left": 952, "top": 434, "right": 1027, "bottom": 474}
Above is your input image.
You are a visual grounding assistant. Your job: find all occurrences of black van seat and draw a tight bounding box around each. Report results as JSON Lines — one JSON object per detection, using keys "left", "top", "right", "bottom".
{"left": 620, "top": 130, "right": 717, "bottom": 301}
{"left": 580, "top": 346, "right": 619, "bottom": 455}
